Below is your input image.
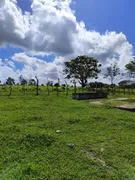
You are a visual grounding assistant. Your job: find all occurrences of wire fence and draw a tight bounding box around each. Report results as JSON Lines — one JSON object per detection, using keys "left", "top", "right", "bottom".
{"left": 0, "top": 84, "right": 135, "bottom": 97}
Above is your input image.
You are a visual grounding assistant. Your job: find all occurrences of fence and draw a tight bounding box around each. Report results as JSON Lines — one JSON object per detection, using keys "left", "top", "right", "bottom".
{"left": 0, "top": 84, "right": 135, "bottom": 97}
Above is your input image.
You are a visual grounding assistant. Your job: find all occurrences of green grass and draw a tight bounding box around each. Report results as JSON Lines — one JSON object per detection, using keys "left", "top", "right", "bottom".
{"left": 1, "top": 90, "right": 135, "bottom": 179}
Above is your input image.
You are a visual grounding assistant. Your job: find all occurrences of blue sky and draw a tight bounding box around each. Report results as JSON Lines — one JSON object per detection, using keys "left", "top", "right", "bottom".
{"left": 73, "top": 0, "right": 135, "bottom": 51}
{"left": 1, "top": 0, "right": 135, "bottom": 60}
{"left": 0, "top": 0, "right": 134, "bottom": 83}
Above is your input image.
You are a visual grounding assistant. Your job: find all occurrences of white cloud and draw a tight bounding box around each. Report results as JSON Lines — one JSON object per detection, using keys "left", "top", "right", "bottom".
{"left": 0, "top": 0, "right": 134, "bottom": 84}
{"left": 5, "top": 59, "right": 15, "bottom": 68}
{"left": 0, "top": 65, "right": 20, "bottom": 83}
{"left": 0, "top": 0, "right": 30, "bottom": 47}
{"left": 12, "top": 53, "right": 63, "bottom": 84}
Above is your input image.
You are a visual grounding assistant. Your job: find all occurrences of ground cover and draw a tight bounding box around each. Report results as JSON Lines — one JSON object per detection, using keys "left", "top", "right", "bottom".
{"left": 0, "top": 93, "right": 135, "bottom": 179}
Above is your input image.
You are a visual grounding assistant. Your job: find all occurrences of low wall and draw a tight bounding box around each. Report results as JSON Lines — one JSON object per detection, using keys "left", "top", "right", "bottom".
{"left": 72, "top": 92, "right": 108, "bottom": 100}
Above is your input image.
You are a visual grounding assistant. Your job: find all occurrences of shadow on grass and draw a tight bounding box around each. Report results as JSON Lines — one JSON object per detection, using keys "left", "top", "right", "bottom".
{"left": 20, "top": 134, "right": 56, "bottom": 148}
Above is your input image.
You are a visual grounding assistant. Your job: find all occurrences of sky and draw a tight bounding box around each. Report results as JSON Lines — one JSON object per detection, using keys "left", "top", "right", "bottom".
{"left": 0, "top": 0, "right": 135, "bottom": 84}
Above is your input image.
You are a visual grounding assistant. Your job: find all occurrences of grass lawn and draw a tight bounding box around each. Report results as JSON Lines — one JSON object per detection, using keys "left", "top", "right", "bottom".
{"left": 0, "top": 92, "right": 135, "bottom": 179}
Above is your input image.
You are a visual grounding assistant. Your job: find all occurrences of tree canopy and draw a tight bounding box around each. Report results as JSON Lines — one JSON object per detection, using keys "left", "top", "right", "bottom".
{"left": 64, "top": 56, "right": 101, "bottom": 88}
{"left": 118, "top": 80, "right": 134, "bottom": 87}
{"left": 29, "top": 79, "right": 36, "bottom": 85}
{"left": 6, "top": 77, "right": 15, "bottom": 85}
{"left": 125, "top": 57, "right": 135, "bottom": 77}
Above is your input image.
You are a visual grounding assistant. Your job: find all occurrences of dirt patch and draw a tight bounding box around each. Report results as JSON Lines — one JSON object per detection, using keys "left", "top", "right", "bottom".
{"left": 111, "top": 98, "right": 129, "bottom": 101}
{"left": 89, "top": 101, "right": 104, "bottom": 105}
{"left": 81, "top": 148, "right": 106, "bottom": 167}
{"left": 116, "top": 104, "right": 135, "bottom": 111}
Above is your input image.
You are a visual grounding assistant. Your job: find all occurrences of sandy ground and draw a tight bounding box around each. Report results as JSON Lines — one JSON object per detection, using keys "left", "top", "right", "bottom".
{"left": 89, "top": 101, "right": 104, "bottom": 105}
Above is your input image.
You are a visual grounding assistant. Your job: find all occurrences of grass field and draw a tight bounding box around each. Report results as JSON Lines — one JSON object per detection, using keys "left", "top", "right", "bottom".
{"left": 0, "top": 89, "right": 135, "bottom": 179}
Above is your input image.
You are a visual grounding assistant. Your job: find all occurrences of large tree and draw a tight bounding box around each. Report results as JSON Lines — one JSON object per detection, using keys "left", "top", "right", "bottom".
{"left": 125, "top": 57, "right": 135, "bottom": 77}
{"left": 64, "top": 56, "right": 101, "bottom": 88}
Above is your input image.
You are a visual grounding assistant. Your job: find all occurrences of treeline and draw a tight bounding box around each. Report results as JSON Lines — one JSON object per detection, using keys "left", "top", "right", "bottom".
{"left": 1, "top": 55, "right": 135, "bottom": 95}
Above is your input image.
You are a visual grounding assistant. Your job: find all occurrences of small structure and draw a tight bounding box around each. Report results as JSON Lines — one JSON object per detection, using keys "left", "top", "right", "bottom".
{"left": 72, "top": 92, "right": 108, "bottom": 100}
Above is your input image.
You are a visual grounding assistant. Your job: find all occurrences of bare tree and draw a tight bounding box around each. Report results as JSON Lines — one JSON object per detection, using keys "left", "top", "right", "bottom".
{"left": 104, "top": 62, "right": 120, "bottom": 93}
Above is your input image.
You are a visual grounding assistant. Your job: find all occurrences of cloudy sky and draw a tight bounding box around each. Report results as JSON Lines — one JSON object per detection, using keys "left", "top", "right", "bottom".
{"left": 0, "top": 0, "right": 134, "bottom": 84}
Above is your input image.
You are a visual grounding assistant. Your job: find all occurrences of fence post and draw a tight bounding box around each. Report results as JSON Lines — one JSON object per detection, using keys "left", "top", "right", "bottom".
{"left": 65, "top": 81, "right": 68, "bottom": 96}
{"left": 35, "top": 76, "right": 39, "bottom": 95}
{"left": 73, "top": 80, "right": 77, "bottom": 94}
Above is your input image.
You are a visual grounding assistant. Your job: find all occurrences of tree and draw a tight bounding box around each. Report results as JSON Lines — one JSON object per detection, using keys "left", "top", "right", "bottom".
{"left": 21, "top": 79, "right": 27, "bottom": 85}
{"left": 47, "top": 81, "right": 53, "bottom": 92}
{"left": 64, "top": 56, "right": 101, "bottom": 88}
{"left": 6, "top": 77, "right": 15, "bottom": 85}
{"left": 46, "top": 81, "right": 53, "bottom": 86}
{"left": 104, "top": 62, "right": 120, "bottom": 85}
{"left": 88, "top": 82, "right": 109, "bottom": 89}
{"left": 19, "top": 75, "right": 27, "bottom": 95}
{"left": 19, "top": 75, "right": 27, "bottom": 85}
{"left": 54, "top": 83, "right": 60, "bottom": 87}
{"left": 6, "top": 77, "right": 15, "bottom": 96}
{"left": 125, "top": 57, "right": 135, "bottom": 77}
{"left": 118, "top": 80, "right": 135, "bottom": 88}
{"left": 29, "top": 79, "right": 36, "bottom": 85}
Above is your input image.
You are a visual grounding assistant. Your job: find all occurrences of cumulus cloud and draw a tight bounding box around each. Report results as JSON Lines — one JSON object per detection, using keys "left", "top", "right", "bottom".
{"left": 0, "top": 0, "right": 134, "bottom": 83}
{"left": 0, "top": 0, "right": 77, "bottom": 55}
{"left": 0, "top": 65, "right": 20, "bottom": 83}
{"left": 12, "top": 53, "right": 63, "bottom": 83}
{"left": 0, "top": 0, "right": 30, "bottom": 47}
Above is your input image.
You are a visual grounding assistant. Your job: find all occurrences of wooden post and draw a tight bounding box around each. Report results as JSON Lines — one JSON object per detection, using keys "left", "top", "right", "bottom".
{"left": 57, "top": 78, "right": 60, "bottom": 96}
{"left": 22, "top": 84, "right": 25, "bottom": 95}
{"left": 65, "top": 81, "right": 68, "bottom": 96}
{"left": 9, "top": 84, "right": 12, "bottom": 96}
{"left": 47, "top": 84, "right": 50, "bottom": 95}
{"left": 35, "top": 76, "right": 39, "bottom": 95}
{"left": 95, "top": 82, "right": 97, "bottom": 92}
{"left": 46, "top": 78, "right": 50, "bottom": 96}
{"left": 73, "top": 80, "right": 77, "bottom": 94}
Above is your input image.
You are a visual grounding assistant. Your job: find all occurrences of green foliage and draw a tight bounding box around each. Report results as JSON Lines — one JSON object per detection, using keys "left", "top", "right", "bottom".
{"left": 46, "top": 81, "right": 53, "bottom": 86}
{"left": 118, "top": 80, "right": 135, "bottom": 87}
{"left": 125, "top": 57, "right": 135, "bottom": 76}
{"left": 64, "top": 56, "right": 101, "bottom": 88}
{"left": 54, "top": 83, "right": 60, "bottom": 87}
{"left": 19, "top": 75, "right": 27, "bottom": 85}
{"left": 6, "top": 77, "right": 15, "bottom": 85}
{"left": 29, "top": 79, "right": 36, "bottom": 85}
{"left": 104, "top": 62, "right": 120, "bottom": 84}
{"left": 87, "top": 82, "right": 109, "bottom": 88}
